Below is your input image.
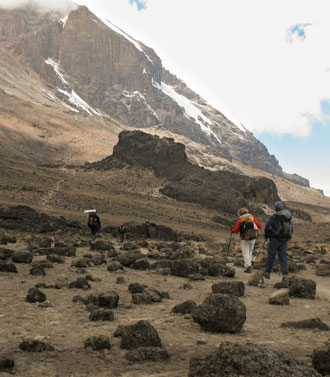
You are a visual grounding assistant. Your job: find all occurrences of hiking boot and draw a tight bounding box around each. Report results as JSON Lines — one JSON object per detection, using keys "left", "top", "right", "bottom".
{"left": 244, "top": 266, "right": 252, "bottom": 273}
{"left": 282, "top": 275, "right": 289, "bottom": 288}
{"left": 263, "top": 271, "right": 270, "bottom": 279}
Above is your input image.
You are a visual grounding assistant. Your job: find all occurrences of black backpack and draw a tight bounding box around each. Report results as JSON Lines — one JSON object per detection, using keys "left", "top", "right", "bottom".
{"left": 240, "top": 220, "right": 257, "bottom": 240}
{"left": 272, "top": 215, "right": 293, "bottom": 240}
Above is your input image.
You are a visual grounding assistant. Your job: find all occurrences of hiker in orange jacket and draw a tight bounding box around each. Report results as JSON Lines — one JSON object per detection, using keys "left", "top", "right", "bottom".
{"left": 231, "top": 208, "right": 262, "bottom": 273}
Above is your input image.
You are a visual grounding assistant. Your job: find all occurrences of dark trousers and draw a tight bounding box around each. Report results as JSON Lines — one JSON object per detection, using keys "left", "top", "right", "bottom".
{"left": 90, "top": 225, "right": 99, "bottom": 239}
{"left": 266, "top": 238, "right": 288, "bottom": 275}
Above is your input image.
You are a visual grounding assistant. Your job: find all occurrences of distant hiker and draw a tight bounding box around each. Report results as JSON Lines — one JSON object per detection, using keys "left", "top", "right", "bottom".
{"left": 118, "top": 223, "right": 126, "bottom": 243}
{"left": 87, "top": 210, "right": 101, "bottom": 240}
{"left": 264, "top": 201, "right": 293, "bottom": 283}
{"left": 231, "top": 208, "right": 262, "bottom": 273}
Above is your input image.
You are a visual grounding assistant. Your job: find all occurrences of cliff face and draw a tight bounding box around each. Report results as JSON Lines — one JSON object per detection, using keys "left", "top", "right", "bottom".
{"left": 0, "top": 4, "right": 309, "bottom": 187}
{"left": 90, "top": 130, "right": 279, "bottom": 214}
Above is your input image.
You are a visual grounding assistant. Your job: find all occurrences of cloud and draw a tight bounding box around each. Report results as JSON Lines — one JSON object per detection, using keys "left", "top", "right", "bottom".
{"left": 0, "top": 0, "right": 77, "bottom": 14}
{"left": 129, "top": 0, "right": 147, "bottom": 11}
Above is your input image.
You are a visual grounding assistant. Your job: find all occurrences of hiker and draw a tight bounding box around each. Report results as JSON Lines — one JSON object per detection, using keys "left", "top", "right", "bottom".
{"left": 118, "top": 223, "right": 126, "bottom": 243}
{"left": 231, "top": 208, "right": 262, "bottom": 273}
{"left": 87, "top": 210, "right": 101, "bottom": 240}
{"left": 264, "top": 201, "right": 293, "bottom": 282}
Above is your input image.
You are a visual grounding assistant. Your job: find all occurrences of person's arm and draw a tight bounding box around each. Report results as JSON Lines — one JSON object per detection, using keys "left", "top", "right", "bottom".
{"left": 264, "top": 215, "right": 276, "bottom": 235}
{"left": 231, "top": 220, "right": 241, "bottom": 233}
{"left": 254, "top": 219, "right": 262, "bottom": 229}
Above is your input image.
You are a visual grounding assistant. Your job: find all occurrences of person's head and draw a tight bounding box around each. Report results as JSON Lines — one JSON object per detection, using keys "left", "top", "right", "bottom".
{"left": 274, "top": 201, "right": 284, "bottom": 212}
{"left": 237, "top": 208, "right": 249, "bottom": 216}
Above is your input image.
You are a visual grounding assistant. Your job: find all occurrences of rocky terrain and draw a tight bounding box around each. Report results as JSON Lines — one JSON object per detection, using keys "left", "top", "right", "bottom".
{"left": 0, "top": 2, "right": 330, "bottom": 376}
{"left": 0, "top": 205, "right": 329, "bottom": 377}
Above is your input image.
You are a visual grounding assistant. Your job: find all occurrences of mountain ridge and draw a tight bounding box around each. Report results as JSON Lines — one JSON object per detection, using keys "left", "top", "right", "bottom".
{"left": 0, "top": 3, "right": 310, "bottom": 189}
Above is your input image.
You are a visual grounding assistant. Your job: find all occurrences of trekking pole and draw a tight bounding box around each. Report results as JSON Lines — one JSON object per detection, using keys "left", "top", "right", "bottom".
{"left": 252, "top": 238, "right": 268, "bottom": 265}
{"left": 225, "top": 231, "right": 233, "bottom": 262}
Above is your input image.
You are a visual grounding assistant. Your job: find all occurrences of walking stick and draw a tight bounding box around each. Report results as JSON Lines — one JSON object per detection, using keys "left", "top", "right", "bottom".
{"left": 225, "top": 231, "right": 233, "bottom": 262}
{"left": 252, "top": 238, "right": 268, "bottom": 265}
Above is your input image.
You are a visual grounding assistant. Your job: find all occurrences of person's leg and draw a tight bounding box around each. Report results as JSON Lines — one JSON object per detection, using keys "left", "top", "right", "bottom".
{"left": 248, "top": 239, "right": 256, "bottom": 265}
{"left": 241, "top": 240, "right": 250, "bottom": 269}
{"left": 278, "top": 241, "right": 288, "bottom": 275}
{"left": 265, "top": 238, "right": 279, "bottom": 274}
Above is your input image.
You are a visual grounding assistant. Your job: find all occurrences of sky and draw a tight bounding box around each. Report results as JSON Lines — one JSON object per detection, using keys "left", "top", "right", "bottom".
{"left": 1, "top": 0, "right": 329, "bottom": 195}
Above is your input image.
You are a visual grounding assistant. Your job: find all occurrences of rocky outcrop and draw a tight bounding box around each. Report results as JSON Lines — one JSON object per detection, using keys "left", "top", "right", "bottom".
{"left": 188, "top": 341, "right": 322, "bottom": 377}
{"left": 89, "top": 131, "right": 279, "bottom": 214}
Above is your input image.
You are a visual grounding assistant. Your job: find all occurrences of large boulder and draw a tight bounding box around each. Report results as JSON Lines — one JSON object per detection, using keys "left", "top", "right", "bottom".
{"left": 86, "top": 291, "right": 119, "bottom": 309}
{"left": 288, "top": 276, "right": 316, "bottom": 299}
{"left": 118, "top": 320, "right": 162, "bottom": 350}
{"left": 312, "top": 344, "right": 330, "bottom": 376}
{"left": 192, "top": 294, "right": 246, "bottom": 333}
{"left": 188, "top": 341, "right": 322, "bottom": 377}
{"left": 0, "top": 357, "right": 14, "bottom": 372}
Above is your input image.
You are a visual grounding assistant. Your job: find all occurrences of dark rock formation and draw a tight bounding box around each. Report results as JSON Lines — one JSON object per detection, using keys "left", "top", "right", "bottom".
{"left": 0, "top": 205, "right": 80, "bottom": 233}
{"left": 312, "top": 344, "right": 330, "bottom": 376}
{"left": 89, "top": 131, "right": 279, "bottom": 214}
{"left": 288, "top": 276, "right": 316, "bottom": 299}
{"left": 89, "top": 309, "right": 114, "bottom": 322}
{"left": 281, "top": 318, "right": 330, "bottom": 331}
{"left": 19, "top": 340, "right": 54, "bottom": 352}
{"left": 0, "top": 356, "right": 14, "bottom": 372}
{"left": 26, "top": 288, "right": 46, "bottom": 303}
{"left": 11, "top": 251, "right": 33, "bottom": 263}
{"left": 119, "top": 320, "right": 162, "bottom": 350}
{"left": 188, "top": 341, "right": 321, "bottom": 377}
{"left": 68, "top": 278, "right": 91, "bottom": 290}
{"left": 0, "top": 262, "right": 17, "bottom": 273}
{"left": 172, "top": 300, "right": 197, "bottom": 314}
{"left": 192, "top": 294, "right": 246, "bottom": 333}
{"left": 84, "top": 336, "right": 111, "bottom": 351}
{"left": 211, "top": 281, "right": 245, "bottom": 297}
{"left": 85, "top": 292, "right": 119, "bottom": 309}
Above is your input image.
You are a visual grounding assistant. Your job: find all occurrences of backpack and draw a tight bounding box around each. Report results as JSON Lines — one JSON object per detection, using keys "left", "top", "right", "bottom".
{"left": 240, "top": 219, "right": 257, "bottom": 240}
{"left": 88, "top": 213, "right": 98, "bottom": 227}
{"left": 272, "top": 215, "right": 293, "bottom": 240}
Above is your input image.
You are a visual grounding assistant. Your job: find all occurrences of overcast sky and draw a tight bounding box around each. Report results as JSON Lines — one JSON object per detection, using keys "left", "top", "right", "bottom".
{"left": 2, "top": 0, "right": 329, "bottom": 195}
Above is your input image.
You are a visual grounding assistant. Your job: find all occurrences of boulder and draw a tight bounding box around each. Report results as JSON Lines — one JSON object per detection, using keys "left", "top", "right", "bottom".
{"left": 188, "top": 341, "right": 322, "bottom": 377}
{"left": 128, "top": 283, "right": 147, "bottom": 293}
{"left": 89, "top": 309, "right": 114, "bottom": 321}
{"left": 29, "top": 265, "right": 46, "bottom": 276}
{"left": 107, "top": 262, "right": 123, "bottom": 272}
{"left": 316, "top": 264, "right": 330, "bottom": 277}
{"left": 172, "top": 300, "right": 197, "bottom": 314}
{"left": 0, "top": 262, "right": 17, "bottom": 273}
{"left": 312, "top": 344, "right": 330, "bottom": 376}
{"left": 11, "top": 251, "right": 33, "bottom": 263}
{"left": 26, "top": 288, "right": 46, "bottom": 303}
{"left": 86, "top": 291, "right": 119, "bottom": 309}
{"left": 119, "top": 320, "right": 162, "bottom": 350}
{"left": 211, "top": 281, "right": 245, "bottom": 297}
{"left": 0, "top": 356, "right": 14, "bottom": 372}
{"left": 68, "top": 278, "right": 91, "bottom": 290}
{"left": 84, "top": 335, "right": 111, "bottom": 351}
{"left": 289, "top": 276, "right": 316, "bottom": 299}
{"left": 192, "top": 294, "right": 246, "bottom": 333}
{"left": 132, "top": 288, "right": 162, "bottom": 304}
{"left": 19, "top": 340, "right": 54, "bottom": 352}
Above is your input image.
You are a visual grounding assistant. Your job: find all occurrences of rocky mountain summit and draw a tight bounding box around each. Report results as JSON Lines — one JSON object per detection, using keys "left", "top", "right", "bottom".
{"left": 0, "top": 2, "right": 309, "bottom": 187}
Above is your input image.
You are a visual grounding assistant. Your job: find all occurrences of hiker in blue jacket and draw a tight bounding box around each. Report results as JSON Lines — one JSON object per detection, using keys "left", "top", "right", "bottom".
{"left": 264, "top": 201, "right": 293, "bottom": 283}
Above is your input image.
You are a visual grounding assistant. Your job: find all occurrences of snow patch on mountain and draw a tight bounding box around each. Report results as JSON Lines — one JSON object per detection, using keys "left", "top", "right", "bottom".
{"left": 152, "top": 79, "right": 221, "bottom": 144}
{"left": 45, "top": 58, "right": 107, "bottom": 117}
{"left": 122, "top": 90, "right": 159, "bottom": 120}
